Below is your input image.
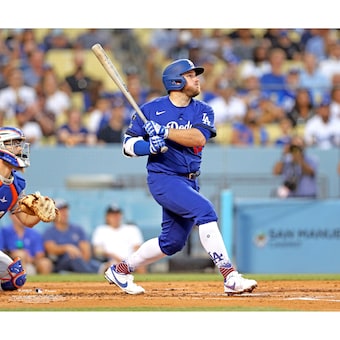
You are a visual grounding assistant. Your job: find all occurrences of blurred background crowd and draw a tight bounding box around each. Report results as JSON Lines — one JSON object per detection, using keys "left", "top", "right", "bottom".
{"left": 1, "top": 28, "right": 340, "bottom": 148}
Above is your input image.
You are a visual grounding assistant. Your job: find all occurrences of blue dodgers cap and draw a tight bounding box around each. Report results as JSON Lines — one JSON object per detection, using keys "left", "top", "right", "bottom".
{"left": 55, "top": 199, "right": 69, "bottom": 209}
{"left": 316, "top": 97, "right": 331, "bottom": 107}
{"left": 111, "top": 96, "right": 125, "bottom": 108}
{"left": 106, "top": 203, "right": 122, "bottom": 214}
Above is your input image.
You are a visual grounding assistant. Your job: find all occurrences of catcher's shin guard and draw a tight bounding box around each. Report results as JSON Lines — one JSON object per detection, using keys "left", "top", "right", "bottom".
{"left": 1, "top": 257, "right": 27, "bottom": 291}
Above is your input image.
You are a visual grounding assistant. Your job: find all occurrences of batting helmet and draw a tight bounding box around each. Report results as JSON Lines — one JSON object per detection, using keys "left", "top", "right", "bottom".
{"left": 162, "top": 59, "right": 204, "bottom": 92}
{"left": 0, "top": 127, "right": 30, "bottom": 168}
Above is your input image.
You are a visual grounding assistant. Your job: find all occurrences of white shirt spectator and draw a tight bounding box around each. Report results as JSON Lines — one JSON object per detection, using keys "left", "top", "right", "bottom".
{"left": 318, "top": 41, "right": 340, "bottom": 82}
{"left": 304, "top": 112, "right": 340, "bottom": 149}
{"left": 208, "top": 94, "right": 247, "bottom": 124}
{"left": 44, "top": 90, "right": 71, "bottom": 118}
{"left": 0, "top": 68, "right": 38, "bottom": 121}
{"left": 92, "top": 223, "right": 144, "bottom": 261}
{"left": 21, "top": 121, "right": 43, "bottom": 145}
{"left": 0, "top": 85, "right": 37, "bottom": 121}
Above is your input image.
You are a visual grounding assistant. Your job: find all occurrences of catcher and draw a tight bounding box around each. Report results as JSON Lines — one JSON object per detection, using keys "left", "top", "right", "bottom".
{"left": 0, "top": 126, "right": 58, "bottom": 291}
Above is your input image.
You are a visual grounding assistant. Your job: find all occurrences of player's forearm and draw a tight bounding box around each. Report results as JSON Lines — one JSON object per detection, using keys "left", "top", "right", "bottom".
{"left": 167, "top": 128, "right": 206, "bottom": 147}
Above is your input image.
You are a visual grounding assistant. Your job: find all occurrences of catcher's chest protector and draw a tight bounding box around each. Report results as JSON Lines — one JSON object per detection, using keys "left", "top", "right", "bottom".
{"left": 0, "top": 174, "right": 25, "bottom": 218}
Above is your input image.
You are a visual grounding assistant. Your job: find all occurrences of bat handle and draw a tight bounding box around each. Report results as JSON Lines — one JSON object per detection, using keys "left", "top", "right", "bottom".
{"left": 161, "top": 146, "right": 168, "bottom": 153}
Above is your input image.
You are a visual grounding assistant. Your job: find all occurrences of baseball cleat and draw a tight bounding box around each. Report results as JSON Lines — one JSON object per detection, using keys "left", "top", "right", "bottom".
{"left": 224, "top": 271, "right": 257, "bottom": 296}
{"left": 104, "top": 265, "right": 145, "bottom": 295}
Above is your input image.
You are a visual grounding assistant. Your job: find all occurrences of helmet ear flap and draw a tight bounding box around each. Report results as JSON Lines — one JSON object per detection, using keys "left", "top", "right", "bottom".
{"left": 164, "top": 76, "right": 186, "bottom": 92}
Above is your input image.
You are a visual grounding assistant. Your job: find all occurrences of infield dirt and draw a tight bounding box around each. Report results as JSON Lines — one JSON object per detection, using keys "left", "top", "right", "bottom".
{"left": 2, "top": 280, "right": 340, "bottom": 311}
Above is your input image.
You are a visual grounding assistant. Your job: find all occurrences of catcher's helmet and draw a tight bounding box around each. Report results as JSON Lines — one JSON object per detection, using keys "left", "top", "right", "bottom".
{"left": 162, "top": 59, "right": 204, "bottom": 93}
{"left": 0, "top": 127, "right": 30, "bottom": 168}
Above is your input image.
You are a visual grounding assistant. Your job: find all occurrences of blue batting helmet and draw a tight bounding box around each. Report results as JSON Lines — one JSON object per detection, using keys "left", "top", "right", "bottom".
{"left": 162, "top": 59, "right": 204, "bottom": 93}
{"left": 0, "top": 126, "right": 30, "bottom": 168}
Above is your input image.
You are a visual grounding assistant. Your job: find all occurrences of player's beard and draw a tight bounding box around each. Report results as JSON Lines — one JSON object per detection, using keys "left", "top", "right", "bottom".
{"left": 184, "top": 84, "right": 201, "bottom": 98}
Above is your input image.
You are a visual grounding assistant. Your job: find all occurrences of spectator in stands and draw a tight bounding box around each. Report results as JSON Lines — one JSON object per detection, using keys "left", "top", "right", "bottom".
{"left": 237, "top": 71, "right": 260, "bottom": 103}
{"left": 21, "top": 48, "right": 50, "bottom": 89}
{"left": 1, "top": 214, "right": 53, "bottom": 275}
{"left": 304, "top": 97, "right": 340, "bottom": 149}
{"left": 259, "top": 47, "right": 288, "bottom": 109}
{"left": 207, "top": 77, "right": 247, "bottom": 124}
{"left": 229, "top": 106, "right": 269, "bottom": 146}
{"left": 319, "top": 39, "right": 340, "bottom": 82}
{"left": 200, "top": 28, "right": 224, "bottom": 56}
{"left": 272, "top": 135, "right": 318, "bottom": 198}
{"left": 331, "top": 73, "right": 340, "bottom": 87}
{"left": 20, "top": 29, "right": 45, "bottom": 55}
{"left": 0, "top": 35, "right": 11, "bottom": 89}
{"left": 86, "top": 95, "right": 112, "bottom": 135}
{"left": 329, "top": 84, "right": 340, "bottom": 121}
{"left": 4, "top": 29, "right": 25, "bottom": 61}
{"left": 149, "top": 29, "right": 179, "bottom": 57}
{"left": 96, "top": 96, "right": 127, "bottom": 144}
{"left": 256, "top": 93, "right": 285, "bottom": 124}
{"left": 273, "top": 116, "right": 295, "bottom": 147}
{"left": 83, "top": 78, "right": 105, "bottom": 112}
{"left": 64, "top": 49, "right": 94, "bottom": 94}
{"left": 0, "top": 67, "right": 38, "bottom": 122}
{"left": 43, "top": 199, "right": 103, "bottom": 273}
{"left": 38, "top": 69, "right": 72, "bottom": 124}
{"left": 74, "top": 29, "right": 112, "bottom": 50}
{"left": 57, "top": 106, "right": 96, "bottom": 146}
{"left": 272, "top": 30, "right": 302, "bottom": 61}
{"left": 91, "top": 203, "right": 146, "bottom": 273}
{"left": 42, "top": 29, "right": 73, "bottom": 51}
{"left": 229, "top": 29, "right": 258, "bottom": 61}
{"left": 262, "top": 29, "right": 282, "bottom": 48}
{"left": 299, "top": 52, "right": 331, "bottom": 106}
{"left": 121, "top": 67, "right": 149, "bottom": 124}
{"left": 13, "top": 104, "right": 43, "bottom": 145}
{"left": 198, "top": 54, "right": 220, "bottom": 101}
{"left": 304, "top": 29, "right": 329, "bottom": 62}
{"left": 286, "top": 87, "right": 316, "bottom": 128}
{"left": 168, "top": 29, "right": 193, "bottom": 61}
{"left": 238, "top": 43, "right": 271, "bottom": 80}
{"left": 281, "top": 67, "right": 302, "bottom": 113}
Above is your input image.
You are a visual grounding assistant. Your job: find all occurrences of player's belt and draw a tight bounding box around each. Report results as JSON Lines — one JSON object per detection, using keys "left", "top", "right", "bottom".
{"left": 178, "top": 171, "right": 201, "bottom": 180}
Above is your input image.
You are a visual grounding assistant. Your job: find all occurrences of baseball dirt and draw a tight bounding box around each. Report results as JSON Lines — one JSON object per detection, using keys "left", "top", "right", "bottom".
{"left": 2, "top": 280, "right": 340, "bottom": 311}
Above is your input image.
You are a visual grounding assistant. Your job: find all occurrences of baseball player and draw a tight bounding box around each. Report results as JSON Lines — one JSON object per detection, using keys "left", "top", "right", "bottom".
{"left": 105, "top": 59, "right": 257, "bottom": 295}
{"left": 0, "top": 126, "right": 57, "bottom": 291}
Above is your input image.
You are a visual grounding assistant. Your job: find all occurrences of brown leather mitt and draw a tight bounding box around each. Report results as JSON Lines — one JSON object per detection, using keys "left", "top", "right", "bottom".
{"left": 18, "top": 192, "right": 59, "bottom": 222}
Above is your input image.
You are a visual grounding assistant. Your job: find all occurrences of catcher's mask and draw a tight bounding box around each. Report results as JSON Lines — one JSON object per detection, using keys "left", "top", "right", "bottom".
{"left": 0, "top": 127, "right": 30, "bottom": 168}
{"left": 162, "top": 59, "right": 204, "bottom": 93}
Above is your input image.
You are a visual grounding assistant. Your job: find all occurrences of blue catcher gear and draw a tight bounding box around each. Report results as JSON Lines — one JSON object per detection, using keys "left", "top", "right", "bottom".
{"left": 162, "top": 59, "right": 204, "bottom": 93}
{"left": 0, "top": 126, "right": 30, "bottom": 168}
{"left": 1, "top": 257, "right": 27, "bottom": 291}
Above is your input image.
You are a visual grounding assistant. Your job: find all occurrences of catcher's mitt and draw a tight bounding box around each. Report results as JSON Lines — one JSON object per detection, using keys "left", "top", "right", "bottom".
{"left": 18, "top": 192, "right": 59, "bottom": 222}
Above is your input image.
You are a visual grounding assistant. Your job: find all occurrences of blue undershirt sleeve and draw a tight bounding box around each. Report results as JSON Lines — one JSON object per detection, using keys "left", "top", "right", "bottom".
{"left": 134, "top": 139, "right": 151, "bottom": 156}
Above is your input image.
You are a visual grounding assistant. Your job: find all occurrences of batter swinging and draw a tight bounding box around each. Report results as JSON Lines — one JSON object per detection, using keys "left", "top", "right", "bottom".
{"left": 105, "top": 58, "right": 257, "bottom": 295}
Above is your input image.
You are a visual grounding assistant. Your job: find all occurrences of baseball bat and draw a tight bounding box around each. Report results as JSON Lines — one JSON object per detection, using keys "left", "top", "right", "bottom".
{"left": 91, "top": 43, "right": 168, "bottom": 153}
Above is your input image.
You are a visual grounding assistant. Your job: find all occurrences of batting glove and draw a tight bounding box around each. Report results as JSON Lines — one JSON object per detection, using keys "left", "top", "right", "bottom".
{"left": 144, "top": 120, "right": 169, "bottom": 139}
{"left": 149, "top": 135, "right": 166, "bottom": 154}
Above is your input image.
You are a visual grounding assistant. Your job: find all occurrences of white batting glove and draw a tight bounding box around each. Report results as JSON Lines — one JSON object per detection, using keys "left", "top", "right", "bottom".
{"left": 144, "top": 120, "right": 169, "bottom": 139}
{"left": 149, "top": 135, "right": 166, "bottom": 154}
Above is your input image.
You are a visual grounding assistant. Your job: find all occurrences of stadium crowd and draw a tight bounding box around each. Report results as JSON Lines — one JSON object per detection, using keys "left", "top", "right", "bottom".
{"left": 1, "top": 28, "right": 340, "bottom": 148}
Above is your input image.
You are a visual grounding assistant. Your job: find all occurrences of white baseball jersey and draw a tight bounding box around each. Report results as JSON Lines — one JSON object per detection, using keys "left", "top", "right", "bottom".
{"left": 304, "top": 115, "right": 340, "bottom": 149}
